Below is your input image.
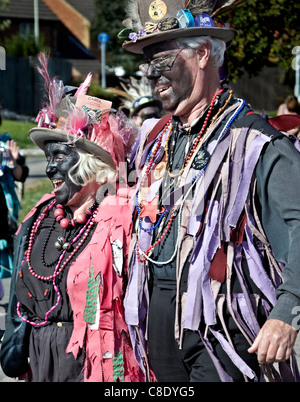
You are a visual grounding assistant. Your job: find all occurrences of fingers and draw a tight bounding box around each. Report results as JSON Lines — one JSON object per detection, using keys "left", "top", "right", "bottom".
{"left": 248, "top": 319, "right": 297, "bottom": 364}
{"left": 6, "top": 140, "right": 19, "bottom": 161}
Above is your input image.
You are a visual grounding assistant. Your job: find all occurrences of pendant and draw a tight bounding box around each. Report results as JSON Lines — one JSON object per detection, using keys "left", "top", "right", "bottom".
{"left": 192, "top": 148, "right": 210, "bottom": 170}
{"left": 55, "top": 236, "right": 66, "bottom": 250}
{"left": 54, "top": 236, "right": 71, "bottom": 251}
{"left": 153, "top": 161, "right": 166, "bottom": 180}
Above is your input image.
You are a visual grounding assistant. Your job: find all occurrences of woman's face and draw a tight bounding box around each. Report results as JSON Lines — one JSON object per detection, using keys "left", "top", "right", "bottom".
{"left": 45, "top": 142, "right": 81, "bottom": 206}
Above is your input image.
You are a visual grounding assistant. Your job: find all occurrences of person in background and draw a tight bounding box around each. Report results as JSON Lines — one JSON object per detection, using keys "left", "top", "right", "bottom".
{"left": 119, "top": 76, "right": 163, "bottom": 128}
{"left": 277, "top": 94, "right": 300, "bottom": 116}
{"left": 0, "top": 109, "right": 29, "bottom": 299}
{"left": 277, "top": 94, "right": 300, "bottom": 138}
{"left": 119, "top": 0, "right": 300, "bottom": 382}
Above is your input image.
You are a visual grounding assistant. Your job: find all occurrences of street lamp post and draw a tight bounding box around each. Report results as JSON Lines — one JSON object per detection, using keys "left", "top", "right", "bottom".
{"left": 34, "top": 0, "right": 39, "bottom": 46}
{"left": 98, "top": 32, "right": 109, "bottom": 90}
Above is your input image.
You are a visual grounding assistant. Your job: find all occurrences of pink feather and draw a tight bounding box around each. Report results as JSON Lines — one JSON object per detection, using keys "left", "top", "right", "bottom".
{"left": 66, "top": 108, "right": 90, "bottom": 136}
{"left": 37, "top": 52, "right": 51, "bottom": 95}
{"left": 74, "top": 72, "right": 93, "bottom": 97}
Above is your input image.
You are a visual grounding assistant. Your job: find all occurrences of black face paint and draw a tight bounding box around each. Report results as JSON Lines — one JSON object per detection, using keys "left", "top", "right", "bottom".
{"left": 44, "top": 142, "right": 81, "bottom": 206}
{"left": 143, "top": 42, "right": 195, "bottom": 114}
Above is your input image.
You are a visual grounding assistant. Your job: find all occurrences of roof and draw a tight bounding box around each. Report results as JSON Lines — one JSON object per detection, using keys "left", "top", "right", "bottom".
{"left": 0, "top": 0, "right": 96, "bottom": 49}
{"left": 0, "top": 0, "right": 95, "bottom": 22}
{"left": 0, "top": 0, "right": 58, "bottom": 20}
{"left": 67, "top": 0, "right": 95, "bottom": 22}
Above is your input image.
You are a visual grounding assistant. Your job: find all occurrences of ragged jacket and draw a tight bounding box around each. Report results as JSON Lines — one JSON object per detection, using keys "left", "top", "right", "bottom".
{"left": 1, "top": 190, "right": 145, "bottom": 382}
{"left": 124, "top": 97, "right": 300, "bottom": 382}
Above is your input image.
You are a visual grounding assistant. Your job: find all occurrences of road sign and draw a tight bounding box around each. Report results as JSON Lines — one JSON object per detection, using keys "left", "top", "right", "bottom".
{"left": 98, "top": 32, "right": 109, "bottom": 44}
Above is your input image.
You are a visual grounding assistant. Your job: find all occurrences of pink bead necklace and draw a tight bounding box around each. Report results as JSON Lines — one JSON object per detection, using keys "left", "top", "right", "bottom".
{"left": 17, "top": 199, "right": 98, "bottom": 327}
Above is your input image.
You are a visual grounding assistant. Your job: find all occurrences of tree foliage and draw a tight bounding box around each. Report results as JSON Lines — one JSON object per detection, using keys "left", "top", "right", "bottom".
{"left": 0, "top": 0, "right": 11, "bottom": 32}
{"left": 91, "top": 0, "right": 141, "bottom": 73}
{"left": 227, "top": 0, "right": 300, "bottom": 82}
{"left": 91, "top": 0, "right": 300, "bottom": 81}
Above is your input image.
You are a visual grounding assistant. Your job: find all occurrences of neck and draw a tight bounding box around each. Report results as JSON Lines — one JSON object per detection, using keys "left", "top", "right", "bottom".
{"left": 66, "top": 182, "right": 99, "bottom": 218}
{"left": 178, "top": 86, "right": 223, "bottom": 126}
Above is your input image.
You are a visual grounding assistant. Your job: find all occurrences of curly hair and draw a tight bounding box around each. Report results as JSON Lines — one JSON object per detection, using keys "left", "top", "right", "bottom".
{"left": 68, "top": 148, "right": 118, "bottom": 187}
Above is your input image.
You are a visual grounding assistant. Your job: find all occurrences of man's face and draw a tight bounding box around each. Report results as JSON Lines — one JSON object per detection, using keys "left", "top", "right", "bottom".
{"left": 142, "top": 41, "right": 201, "bottom": 117}
{"left": 45, "top": 142, "right": 81, "bottom": 206}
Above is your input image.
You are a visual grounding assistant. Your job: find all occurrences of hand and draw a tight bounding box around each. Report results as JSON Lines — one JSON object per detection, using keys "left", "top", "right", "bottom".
{"left": 6, "top": 139, "right": 19, "bottom": 166}
{"left": 248, "top": 319, "right": 297, "bottom": 363}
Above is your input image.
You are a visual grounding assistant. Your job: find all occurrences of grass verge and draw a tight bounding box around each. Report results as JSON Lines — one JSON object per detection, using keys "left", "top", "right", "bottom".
{"left": 18, "top": 178, "right": 53, "bottom": 223}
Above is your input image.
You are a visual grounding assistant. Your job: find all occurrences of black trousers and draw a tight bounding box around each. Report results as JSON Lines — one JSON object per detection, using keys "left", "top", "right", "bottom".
{"left": 148, "top": 280, "right": 260, "bottom": 382}
{"left": 29, "top": 322, "right": 84, "bottom": 382}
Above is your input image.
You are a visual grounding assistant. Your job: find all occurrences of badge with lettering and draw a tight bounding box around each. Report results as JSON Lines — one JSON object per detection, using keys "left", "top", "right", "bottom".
{"left": 192, "top": 148, "right": 210, "bottom": 170}
{"left": 149, "top": 0, "right": 168, "bottom": 21}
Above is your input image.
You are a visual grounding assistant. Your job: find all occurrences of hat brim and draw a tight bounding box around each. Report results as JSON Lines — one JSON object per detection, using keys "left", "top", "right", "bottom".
{"left": 29, "top": 127, "right": 115, "bottom": 169}
{"left": 123, "top": 27, "right": 236, "bottom": 54}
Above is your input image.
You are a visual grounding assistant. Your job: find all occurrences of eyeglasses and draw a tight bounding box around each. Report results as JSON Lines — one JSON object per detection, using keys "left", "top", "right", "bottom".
{"left": 139, "top": 49, "right": 184, "bottom": 76}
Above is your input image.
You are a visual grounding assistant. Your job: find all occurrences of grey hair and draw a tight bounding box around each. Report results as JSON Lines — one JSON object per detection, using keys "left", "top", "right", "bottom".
{"left": 68, "top": 148, "right": 118, "bottom": 187}
{"left": 176, "top": 36, "right": 226, "bottom": 68}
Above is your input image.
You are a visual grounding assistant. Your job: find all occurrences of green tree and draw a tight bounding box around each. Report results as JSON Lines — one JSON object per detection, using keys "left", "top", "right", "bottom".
{"left": 91, "top": 0, "right": 141, "bottom": 74}
{"left": 91, "top": 0, "right": 300, "bottom": 81}
{"left": 1, "top": 33, "right": 48, "bottom": 57}
{"left": 226, "top": 0, "right": 300, "bottom": 82}
{"left": 0, "top": 0, "right": 11, "bottom": 32}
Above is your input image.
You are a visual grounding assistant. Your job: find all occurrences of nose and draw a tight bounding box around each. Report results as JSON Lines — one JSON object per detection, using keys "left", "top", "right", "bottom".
{"left": 46, "top": 158, "right": 57, "bottom": 177}
{"left": 145, "top": 64, "right": 161, "bottom": 80}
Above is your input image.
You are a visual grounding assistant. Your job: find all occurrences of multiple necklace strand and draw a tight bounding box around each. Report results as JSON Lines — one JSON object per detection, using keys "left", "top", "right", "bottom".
{"left": 165, "top": 89, "right": 224, "bottom": 178}
{"left": 136, "top": 96, "right": 246, "bottom": 264}
{"left": 17, "top": 199, "right": 98, "bottom": 326}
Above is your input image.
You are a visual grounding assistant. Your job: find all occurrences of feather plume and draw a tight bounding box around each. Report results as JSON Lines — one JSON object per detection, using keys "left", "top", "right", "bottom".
{"left": 66, "top": 107, "right": 91, "bottom": 137}
{"left": 184, "top": 0, "right": 218, "bottom": 16}
{"left": 125, "top": 0, "right": 144, "bottom": 30}
{"left": 37, "top": 52, "right": 52, "bottom": 101}
{"left": 211, "top": 0, "right": 248, "bottom": 17}
{"left": 74, "top": 72, "right": 93, "bottom": 97}
{"left": 116, "top": 76, "right": 158, "bottom": 111}
{"left": 36, "top": 52, "right": 64, "bottom": 118}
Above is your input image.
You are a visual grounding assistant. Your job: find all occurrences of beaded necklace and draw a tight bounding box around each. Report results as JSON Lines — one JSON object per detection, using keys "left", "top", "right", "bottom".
{"left": 136, "top": 89, "right": 225, "bottom": 237}
{"left": 165, "top": 88, "right": 224, "bottom": 178}
{"left": 17, "top": 199, "right": 98, "bottom": 326}
{"left": 136, "top": 99, "right": 246, "bottom": 265}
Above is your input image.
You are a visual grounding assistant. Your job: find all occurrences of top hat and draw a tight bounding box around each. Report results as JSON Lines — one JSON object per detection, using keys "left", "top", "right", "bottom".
{"left": 121, "top": 0, "right": 241, "bottom": 54}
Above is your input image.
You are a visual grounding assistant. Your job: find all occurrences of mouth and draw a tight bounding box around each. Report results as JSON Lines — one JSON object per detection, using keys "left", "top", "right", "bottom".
{"left": 158, "top": 85, "right": 171, "bottom": 95}
{"left": 52, "top": 179, "right": 64, "bottom": 192}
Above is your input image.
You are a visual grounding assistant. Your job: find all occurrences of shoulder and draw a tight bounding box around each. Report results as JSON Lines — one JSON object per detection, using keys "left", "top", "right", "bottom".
{"left": 233, "top": 112, "right": 284, "bottom": 140}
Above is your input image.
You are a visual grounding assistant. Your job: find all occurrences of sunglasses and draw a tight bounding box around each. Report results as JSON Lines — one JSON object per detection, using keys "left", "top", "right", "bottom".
{"left": 139, "top": 49, "right": 184, "bottom": 76}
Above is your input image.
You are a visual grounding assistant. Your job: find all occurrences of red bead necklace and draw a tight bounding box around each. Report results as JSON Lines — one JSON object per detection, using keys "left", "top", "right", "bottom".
{"left": 165, "top": 88, "right": 224, "bottom": 178}
{"left": 54, "top": 201, "right": 98, "bottom": 230}
{"left": 136, "top": 88, "right": 224, "bottom": 263}
{"left": 24, "top": 200, "right": 97, "bottom": 281}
